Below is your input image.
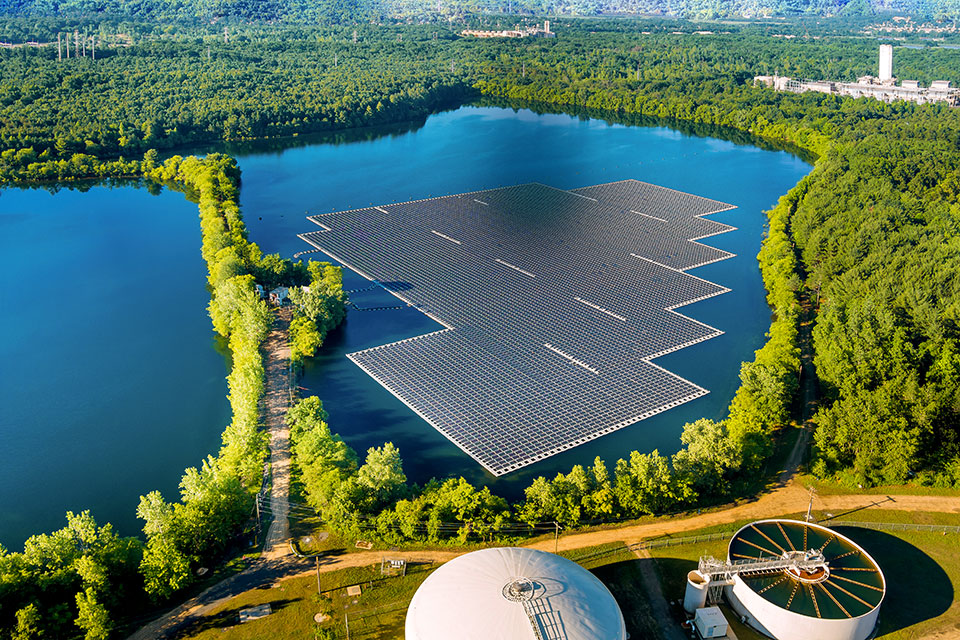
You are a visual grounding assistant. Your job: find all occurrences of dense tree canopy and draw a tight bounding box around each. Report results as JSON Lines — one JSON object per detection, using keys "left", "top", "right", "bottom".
{"left": 1, "top": 0, "right": 958, "bottom": 21}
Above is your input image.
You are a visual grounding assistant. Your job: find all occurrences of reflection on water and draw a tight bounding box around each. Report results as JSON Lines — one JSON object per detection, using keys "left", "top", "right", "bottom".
{"left": 233, "top": 104, "right": 811, "bottom": 498}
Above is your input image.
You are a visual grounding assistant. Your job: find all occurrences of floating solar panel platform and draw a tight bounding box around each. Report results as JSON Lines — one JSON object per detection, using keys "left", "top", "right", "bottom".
{"left": 298, "top": 180, "right": 736, "bottom": 476}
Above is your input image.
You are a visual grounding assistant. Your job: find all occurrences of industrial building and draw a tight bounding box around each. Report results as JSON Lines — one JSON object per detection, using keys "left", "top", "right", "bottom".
{"left": 405, "top": 547, "right": 626, "bottom": 640}
{"left": 461, "top": 21, "right": 554, "bottom": 38}
{"left": 688, "top": 519, "right": 885, "bottom": 640}
{"left": 755, "top": 45, "right": 959, "bottom": 107}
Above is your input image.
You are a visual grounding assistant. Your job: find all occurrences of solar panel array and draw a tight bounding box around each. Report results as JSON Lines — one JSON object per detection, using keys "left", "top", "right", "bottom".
{"left": 299, "top": 180, "right": 736, "bottom": 475}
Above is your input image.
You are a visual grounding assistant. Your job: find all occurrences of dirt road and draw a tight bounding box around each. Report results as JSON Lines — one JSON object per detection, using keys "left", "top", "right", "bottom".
{"left": 262, "top": 307, "right": 293, "bottom": 561}
{"left": 525, "top": 486, "right": 960, "bottom": 553}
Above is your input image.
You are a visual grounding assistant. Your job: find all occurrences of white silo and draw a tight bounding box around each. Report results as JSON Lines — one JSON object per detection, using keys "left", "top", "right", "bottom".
{"left": 683, "top": 570, "right": 710, "bottom": 614}
{"left": 405, "top": 547, "right": 627, "bottom": 640}
{"left": 720, "top": 520, "right": 885, "bottom": 640}
{"left": 879, "top": 45, "right": 894, "bottom": 82}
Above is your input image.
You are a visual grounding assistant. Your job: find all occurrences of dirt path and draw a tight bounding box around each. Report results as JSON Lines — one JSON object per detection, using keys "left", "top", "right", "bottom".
{"left": 525, "top": 487, "right": 960, "bottom": 553}
{"left": 262, "top": 307, "right": 293, "bottom": 561}
{"left": 631, "top": 547, "right": 686, "bottom": 640}
{"left": 126, "top": 307, "right": 296, "bottom": 640}
{"left": 776, "top": 299, "right": 819, "bottom": 483}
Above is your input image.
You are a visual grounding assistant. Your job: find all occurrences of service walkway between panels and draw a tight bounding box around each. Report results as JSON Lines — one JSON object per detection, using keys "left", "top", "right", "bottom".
{"left": 298, "top": 180, "right": 736, "bottom": 476}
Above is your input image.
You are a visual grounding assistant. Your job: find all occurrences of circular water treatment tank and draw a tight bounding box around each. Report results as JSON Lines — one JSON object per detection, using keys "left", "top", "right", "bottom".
{"left": 405, "top": 547, "right": 627, "bottom": 640}
{"left": 725, "top": 520, "right": 885, "bottom": 640}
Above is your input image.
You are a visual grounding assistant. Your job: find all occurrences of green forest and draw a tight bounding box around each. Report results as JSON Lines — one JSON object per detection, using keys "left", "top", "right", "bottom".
{"left": 1, "top": 12, "right": 960, "bottom": 639}
{"left": 2, "top": 0, "right": 959, "bottom": 20}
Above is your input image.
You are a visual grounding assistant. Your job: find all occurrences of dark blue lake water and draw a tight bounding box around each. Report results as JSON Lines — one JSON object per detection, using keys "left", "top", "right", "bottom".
{"left": 230, "top": 105, "right": 811, "bottom": 497}
{"left": 0, "top": 105, "right": 810, "bottom": 547}
{"left": 0, "top": 185, "right": 232, "bottom": 548}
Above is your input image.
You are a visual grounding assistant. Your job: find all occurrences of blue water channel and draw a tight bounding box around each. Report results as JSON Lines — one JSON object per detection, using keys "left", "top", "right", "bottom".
{"left": 0, "top": 184, "right": 232, "bottom": 548}
{"left": 0, "top": 105, "right": 810, "bottom": 547}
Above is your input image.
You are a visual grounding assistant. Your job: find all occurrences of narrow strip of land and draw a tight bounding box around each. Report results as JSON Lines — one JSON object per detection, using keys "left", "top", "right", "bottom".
{"left": 126, "top": 307, "right": 296, "bottom": 640}
{"left": 262, "top": 307, "right": 293, "bottom": 560}
{"left": 524, "top": 489, "right": 960, "bottom": 554}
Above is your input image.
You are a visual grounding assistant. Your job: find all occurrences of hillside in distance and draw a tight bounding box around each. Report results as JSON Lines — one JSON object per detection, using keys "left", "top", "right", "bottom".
{"left": 3, "top": 0, "right": 960, "bottom": 21}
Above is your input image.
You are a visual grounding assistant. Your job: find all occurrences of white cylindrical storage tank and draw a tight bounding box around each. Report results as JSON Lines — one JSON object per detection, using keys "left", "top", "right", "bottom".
{"left": 405, "top": 547, "right": 627, "bottom": 640}
{"left": 683, "top": 570, "right": 710, "bottom": 614}
{"left": 724, "top": 519, "right": 885, "bottom": 640}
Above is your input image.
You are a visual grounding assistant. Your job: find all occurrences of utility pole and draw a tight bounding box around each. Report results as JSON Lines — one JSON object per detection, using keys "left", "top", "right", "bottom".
{"left": 805, "top": 486, "right": 817, "bottom": 522}
{"left": 254, "top": 493, "right": 261, "bottom": 546}
{"left": 313, "top": 556, "right": 328, "bottom": 596}
{"left": 553, "top": 521, "right": 562, "bottom": 554}
{"left": 91, "top": 35, "right": 95, "bottom": 61}
{"left": 58, "top": 33, "right": 61, "bottom": 61}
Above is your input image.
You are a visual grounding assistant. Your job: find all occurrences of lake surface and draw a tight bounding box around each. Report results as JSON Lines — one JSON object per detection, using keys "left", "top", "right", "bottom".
{"left": 0, "top": 185, "right": 231, "bottom": 548}
{"left": 229, "top": 105, "right": 811, "bottom": 497}
{"left": 0, "top": 105, "right": 810, "bottom": 547}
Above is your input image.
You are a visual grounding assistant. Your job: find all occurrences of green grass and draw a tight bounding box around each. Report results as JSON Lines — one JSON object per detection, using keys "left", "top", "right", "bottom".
{"left": 799, "top": 473, "right": 960, "bottom": 497}
{"left": 183, "top": 559, "right": 440, "bottom": 640}
{"left": 823, "top": 508, "right": 960, "bottom": 527}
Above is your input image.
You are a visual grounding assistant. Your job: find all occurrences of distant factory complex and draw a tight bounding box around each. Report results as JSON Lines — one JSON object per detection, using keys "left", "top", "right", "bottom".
{"left": 461, "top": 20, "right": 554, "bottom": 38}
{"left": 756, "top": 45, "right": 959, "bottom": 107}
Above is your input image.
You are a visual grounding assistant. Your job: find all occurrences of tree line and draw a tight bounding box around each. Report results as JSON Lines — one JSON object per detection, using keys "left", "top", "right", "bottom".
{"left": 2, "top": 0, "right": 958, "bottom": 21}
{"left": 2, "top": 20, "right": 958, "bottom": 183}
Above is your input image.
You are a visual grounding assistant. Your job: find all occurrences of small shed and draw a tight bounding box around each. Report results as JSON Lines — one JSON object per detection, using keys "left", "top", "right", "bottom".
{"left": 694, "top": 606, "right": 728, "bottom": 639}
{"left": 269, "top": 286, "right": 289, "bottom": 306}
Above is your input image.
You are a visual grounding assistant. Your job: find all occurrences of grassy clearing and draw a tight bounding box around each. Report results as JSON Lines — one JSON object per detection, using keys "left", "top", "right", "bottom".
{"left": 183, "top": 558, "right": 440, "bottom": 640}
{"left": 843, "top": 527, "right": 960, "bottom": 639}
{"left": 798, "top": 473, "right": 960, "bottom": 498}
{"left": 823, "top": 508, "right": 960, "bottom": 527}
